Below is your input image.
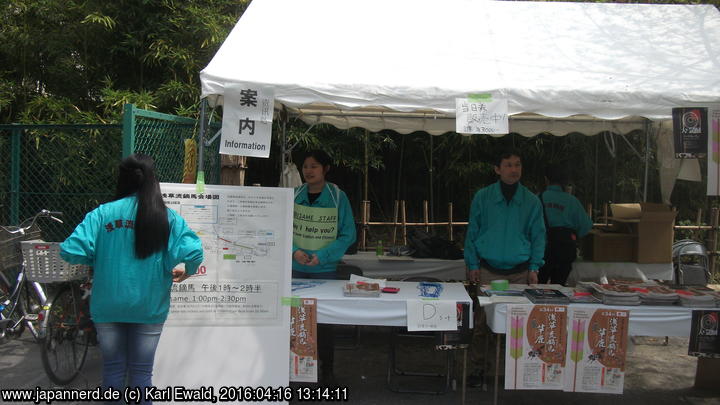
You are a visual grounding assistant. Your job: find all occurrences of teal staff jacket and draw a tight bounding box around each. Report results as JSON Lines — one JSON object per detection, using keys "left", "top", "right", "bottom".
{"left": 540, "top": 185, "right": 593, "bottom": 238}
{"left": 464, "top": 181, "right": 546, "bottom": 271}
{"left": 292, "top": 182, "right": 356, "bottom": 274}
{"left": 60, "top": 196, "right": 203, "bottom": 324}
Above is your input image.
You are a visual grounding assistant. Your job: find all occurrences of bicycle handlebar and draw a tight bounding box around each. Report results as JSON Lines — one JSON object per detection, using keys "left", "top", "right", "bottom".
{"left": 1, "top": 210, "right": 65, "bottom": 234}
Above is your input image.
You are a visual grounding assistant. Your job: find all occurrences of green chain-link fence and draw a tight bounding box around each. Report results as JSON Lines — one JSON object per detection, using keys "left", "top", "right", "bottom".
{"left": 0, "top": 104, "right": 220, "bottom": 241}
{"left": 0, "top": 124, "right": 122, "bottom": 241}
{"left": 123, "top": 104, "right": 221, "bottom": 184}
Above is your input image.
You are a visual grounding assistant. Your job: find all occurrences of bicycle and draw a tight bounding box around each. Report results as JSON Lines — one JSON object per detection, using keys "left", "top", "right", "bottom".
{"left": 0, "top": 210, "right": 93, "bottom": 385}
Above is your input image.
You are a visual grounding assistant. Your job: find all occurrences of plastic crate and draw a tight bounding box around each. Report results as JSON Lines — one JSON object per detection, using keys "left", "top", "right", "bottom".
{"left": 0, "top": 224, "right": 42, "bottom": 272}
{"left": 21, "top": 241, "right": 89, "bottom": 283}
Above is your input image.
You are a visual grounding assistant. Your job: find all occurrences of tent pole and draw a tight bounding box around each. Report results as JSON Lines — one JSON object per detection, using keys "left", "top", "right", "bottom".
{"left": 197, "top": 98, "right": 207, "bottom": 180}
{"left": 643, "top": 120, "right": 650, "bottom": 202}
{"left": 364, "top": 129, "right": 369, "bottom": 202}
{"left": 429, "top": 133, "right": 434, "bottom": 227}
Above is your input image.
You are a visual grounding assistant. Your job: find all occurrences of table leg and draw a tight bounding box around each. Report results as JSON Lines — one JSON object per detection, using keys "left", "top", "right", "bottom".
{"left": 461, "top": 348, "right": 467, "bottom": 405}
{"left": 493, "top": 336, "right": 500, "bottom": 405}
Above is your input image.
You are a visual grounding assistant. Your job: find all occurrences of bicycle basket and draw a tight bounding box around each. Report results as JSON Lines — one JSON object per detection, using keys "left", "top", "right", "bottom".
{"left": 21, "top": 241, "right": 89, "bottom": 283}
{"left": 0, "top": 223, "right": 42, "bottom": 272}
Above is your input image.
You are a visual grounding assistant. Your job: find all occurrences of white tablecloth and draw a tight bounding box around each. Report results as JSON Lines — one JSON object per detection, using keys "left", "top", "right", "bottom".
{"left": 567, "top": 261, "right": 674, "bottom": 285}
{"left": 484, "top": 300, "right": 711, "bottom": 337}
{"left": 342, "top": 251, "right": 466, "bottom": 281}
{"left": 292, "top": 279, "right": 472, "bottom": 327}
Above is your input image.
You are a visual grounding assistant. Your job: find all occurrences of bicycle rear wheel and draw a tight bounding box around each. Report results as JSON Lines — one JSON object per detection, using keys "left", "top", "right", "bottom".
{"left": 41, "top": 285, "right": 90, "bottom": 385}
{"left": 0, "top": 271, "right": 25, "bottom": 339}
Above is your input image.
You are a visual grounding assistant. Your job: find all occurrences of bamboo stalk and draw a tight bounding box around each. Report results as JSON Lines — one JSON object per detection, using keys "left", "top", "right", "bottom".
{"left": 360, "top": 200, "right": 368, "bottom": 250}
{"left": 448, "top": 202, "right": 454, "bottom": 241}
{"left": 695, "top": 208, "right": 703, "bottom": 241}
{"left": 401, "top": 200, "right": 407, "bottom": 246}
{"left": 423, "top": 200, "right": 429, "bottom": 232}
{"left": 392, "top": 200, "right": 399, "bottom": 246}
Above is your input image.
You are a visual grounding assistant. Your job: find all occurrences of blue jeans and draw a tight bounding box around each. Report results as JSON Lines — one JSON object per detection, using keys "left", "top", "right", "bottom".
{"left": 94, "top": 322, "right": 164, "bottom": 403}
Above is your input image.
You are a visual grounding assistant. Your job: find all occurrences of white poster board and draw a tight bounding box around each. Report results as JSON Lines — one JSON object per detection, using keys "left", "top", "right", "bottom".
{"left": 154, "top": 184, "right": 293, "bottom": 404}
{"left": 220, "top": 83, "right": 275, "bottom": 158}
{"left": 505, "top": 304, "right": 568, "bottom": 390}
{"left": 455, "top": 95, "right": 509, "bottom": 134}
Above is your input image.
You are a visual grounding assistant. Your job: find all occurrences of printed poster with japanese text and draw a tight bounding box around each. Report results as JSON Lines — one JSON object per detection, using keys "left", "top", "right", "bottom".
{"left": 160, "top": 183, "right": 293, "bottom": 326}
{"left": 505, "top": 304, "right": 568, "bottom": 390}
{"left": 290, "top": 298, "right": 318, "bottom": 382}
{"left": 563, "top": 307, "right": 630, "bottom": 394}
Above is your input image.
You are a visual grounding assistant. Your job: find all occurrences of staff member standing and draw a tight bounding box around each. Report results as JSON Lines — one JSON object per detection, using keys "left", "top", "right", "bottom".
{"left": 538, "top": 164, "right": 593, "bottom": 285}
{"left": 465, "top": 150, "right": 546, "bottom": 285}
{"left": 292, "top": 150, "right": 356, "bottom": 384}
{"left": 464, "top": 150, "right": 545, "bottom": 384}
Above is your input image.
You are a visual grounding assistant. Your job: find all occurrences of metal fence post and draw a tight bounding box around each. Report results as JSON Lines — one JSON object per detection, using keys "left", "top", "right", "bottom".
{"left": 10, "top": 125, "right": 21, "bottom": 225}
{"left": 122, "top": 103, "right": 136, "bottom": 157}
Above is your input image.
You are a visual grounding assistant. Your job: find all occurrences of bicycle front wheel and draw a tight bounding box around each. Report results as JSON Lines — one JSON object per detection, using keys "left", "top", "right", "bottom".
{"left": 41, "top": 285, "right": 90, "bottom": 385}
{"left": 0, "top": 271, "right": 25, "bottom": 339}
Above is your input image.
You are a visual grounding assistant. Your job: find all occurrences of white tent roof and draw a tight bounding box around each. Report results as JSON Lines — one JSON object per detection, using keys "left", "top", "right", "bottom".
{"left": 200, "top": 0, "right": 720, "bottom": 136}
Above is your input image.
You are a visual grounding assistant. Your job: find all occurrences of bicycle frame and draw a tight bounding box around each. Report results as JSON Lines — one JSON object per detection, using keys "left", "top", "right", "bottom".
{"left": 0, "top": 209, "right": 63, "bottom": 341}
{"left": 6, "top": 270, "right": 49, "bottom": 339}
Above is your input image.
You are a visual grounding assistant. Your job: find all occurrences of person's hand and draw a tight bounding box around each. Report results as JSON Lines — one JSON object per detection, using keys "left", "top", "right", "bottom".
{"left": 306, "top": 254, "right": 320, "bottom": 267}
{"left": 172, "top": 268, "right": 190, "bottom": 283}
{"left": 467, "top": 269, "right": 481, "bottom": 283}
{"left": 528, "top": 271, "right": 539, "bottom": 285}
{"left": 293, "top": 250, "right": 310, "bottom": 264}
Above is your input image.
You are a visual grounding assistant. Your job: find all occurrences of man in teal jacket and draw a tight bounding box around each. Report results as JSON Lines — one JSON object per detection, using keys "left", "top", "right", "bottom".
{"left": 464, "top": 151, "right": 546, "bottom": 285}
{"left": 538, "top": 164, "right": 593, "bottom": 285}
{"left": 464, "top": 150, "right": 545, "bottom": 385}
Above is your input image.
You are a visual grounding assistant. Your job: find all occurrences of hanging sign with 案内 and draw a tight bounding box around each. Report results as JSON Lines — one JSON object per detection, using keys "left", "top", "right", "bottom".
{"left": 220, "top": 83, "right": 275, "bottom": 158}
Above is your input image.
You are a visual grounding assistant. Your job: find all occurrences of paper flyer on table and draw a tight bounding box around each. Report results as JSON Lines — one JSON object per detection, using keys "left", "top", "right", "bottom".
{"left": 563, "top": 307, "right": 630, "bottom": 394}
{"left": 505, "top": 304, "right": 568, "bottom": 390}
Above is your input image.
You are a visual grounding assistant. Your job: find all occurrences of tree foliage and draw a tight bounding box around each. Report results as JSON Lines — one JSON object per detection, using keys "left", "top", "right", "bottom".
{"left": 0, "top": 0, "right": 247, "bottom": 123}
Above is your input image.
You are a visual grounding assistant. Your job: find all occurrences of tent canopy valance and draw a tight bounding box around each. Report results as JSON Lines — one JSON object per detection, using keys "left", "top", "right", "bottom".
{"left": 200, "top": 0, "right": 720, "bottom": 134}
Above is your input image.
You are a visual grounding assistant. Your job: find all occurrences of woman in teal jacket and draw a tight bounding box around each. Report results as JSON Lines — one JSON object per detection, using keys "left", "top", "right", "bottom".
{"left": 292, "top": 150, "right": 356, "bottom": 279}
{"left": 60, "top": 154, "right": 203, "bottom": 402}
{"left": 292, "top": 150, "right": 356, "bottom": 385}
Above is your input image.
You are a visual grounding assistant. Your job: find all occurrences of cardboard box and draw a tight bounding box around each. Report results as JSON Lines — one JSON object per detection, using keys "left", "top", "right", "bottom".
{"left": 609, "top": 203, "right": 677, "bottom": 263}
{"left": 582, "top": 230, "right": 635, "bottom": 262}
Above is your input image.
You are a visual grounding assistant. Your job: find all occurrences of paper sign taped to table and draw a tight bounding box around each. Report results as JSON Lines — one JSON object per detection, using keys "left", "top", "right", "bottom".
{"left": 406, "top": 300, "right": 457, "bottom": 331}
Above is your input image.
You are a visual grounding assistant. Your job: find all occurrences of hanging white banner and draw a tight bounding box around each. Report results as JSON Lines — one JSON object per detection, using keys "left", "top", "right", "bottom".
{"left": 455, "top": 94, "right": 509, "bottom": 135}
{"left": 221, "top": 83, "right": 275, "bottom": 158}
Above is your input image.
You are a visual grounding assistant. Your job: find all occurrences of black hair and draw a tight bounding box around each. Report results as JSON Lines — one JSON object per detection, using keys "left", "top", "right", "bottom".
{"left": 545, "top": 164, "right": 569, "bottom": 185}
{"left": 302, "top": 150, "right": 332, "bottom": 168}
{"left": 494, "top": 149, "right": 521, "bottom": 167}
{"left": 114, "top": 153, "right": 169, "bottom": 259}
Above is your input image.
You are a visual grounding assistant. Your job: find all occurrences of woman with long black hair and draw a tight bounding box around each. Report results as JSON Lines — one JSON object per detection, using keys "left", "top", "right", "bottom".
{"left": 61, "top": 153, "right": 203, "bottom": 400}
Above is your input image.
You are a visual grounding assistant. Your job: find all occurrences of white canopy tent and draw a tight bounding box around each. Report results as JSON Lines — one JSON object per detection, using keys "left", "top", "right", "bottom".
{"left": 199, "top": 0, "right": 720, "bottom": 199}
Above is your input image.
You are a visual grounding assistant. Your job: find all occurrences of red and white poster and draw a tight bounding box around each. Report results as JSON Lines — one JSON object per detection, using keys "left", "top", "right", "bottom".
{"left": 289, "top": 298, "right": 318, "bottom": 382}
{"left": 505, "top": 304, "right": 568, "bottom": 390}
{"left": 563, "top": 307, "right": 630, "bottom": 394}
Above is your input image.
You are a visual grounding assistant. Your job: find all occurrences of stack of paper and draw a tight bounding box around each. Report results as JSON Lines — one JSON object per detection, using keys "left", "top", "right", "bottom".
{"left": 343, "top": 282, "right": 381, "bottom": 297}
{"left": 591, "top": 283, "right": 641, "bottom": 306}
{"left": 633, "top": 285, "right": 679, "bottom": 306}
{"left": 676, "top": 287, "right": 718, "bottom": 308}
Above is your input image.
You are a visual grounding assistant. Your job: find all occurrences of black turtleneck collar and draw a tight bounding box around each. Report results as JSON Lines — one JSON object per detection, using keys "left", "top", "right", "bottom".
{"left": 500, "top": 181, "right": 519, "bottom": 205}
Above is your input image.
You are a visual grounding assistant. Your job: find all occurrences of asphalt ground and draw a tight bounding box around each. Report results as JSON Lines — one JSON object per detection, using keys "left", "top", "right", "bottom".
{"left": 1, "top": 326, "right": 719, "bottom": 405}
